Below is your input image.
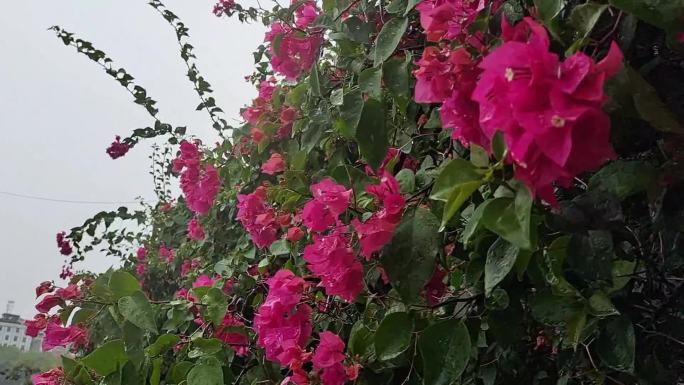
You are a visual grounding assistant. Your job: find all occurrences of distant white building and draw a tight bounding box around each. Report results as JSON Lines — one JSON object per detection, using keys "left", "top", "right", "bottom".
{"left": 0, "top": 301, "right": 33, "bottom": 352}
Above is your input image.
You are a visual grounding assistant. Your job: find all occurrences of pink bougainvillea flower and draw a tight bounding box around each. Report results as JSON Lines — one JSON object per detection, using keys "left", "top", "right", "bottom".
{"left": 303, "top": 230, "right": 363, "bottom": 302}
{"left": 212, "top": 0, "right": 236, "bottom": 16}
{"left": 310, "top": 179, "right": 352, "bottom": 216}
{"left": 294, "top": 1, "right": 320, "bottom": 28}
{"left": 136, "top": 263, "right": 146, "bottom": 277}
{"left": 424, "top": 268, "right": 448, "bottom": 306}
{"left": 159, "top": 245, "right": 175, "bottom": 263}
{"left": 136, "top": 246, "right": 147, "bottom": 261}
{"left": 174, "top": 141, "right": 221, "bottom": 214}
{"left": 262, "top": 153, "right": 287, "bottom": 175}
{"left": 192, "top": 274, "right": 216, "bottom": 288}
{"left": 35, "top": 281, "right": 54, "bottom": 298}
{"left": 25, "top": 314, "right": 48, "bottom": 337}
{"left": 106, "top": 135, "right": 130, "bottom": 159}
{"left": 42, "top": 320, "right": 88, "bottom": 351}
{"left": 353, "top": 173, "right": 405, "bottom": 258}
{"left": 472, "top": 17, "right": 622, "bottom": 204}
{"left": 280, "top": 107, "right": 298, "bottom": 124}
{"left": 187, "top": 218, "right": 206, "bottom": 241}
{"left": 254, "top": 270, "right": 312, "bottom": 368}
{"left": 55, "top": 284, "right": 81, "bottom": 301}
{"left": 31, "top": 367, "right": 64, "bottom": 385}
{"left": 251, "top": 127, "right": 266, "bottom": 144}
{"left": 313, "top": 331, "right": 350, "bottom": 385}
{"left": 301, "top": 199, "right": 336, "bottom": 232}
{"left": 264, "top": 21, "right": 323, "bottom": 80}
{"left": 35, "top": 295, "right": 62, "bottom": 314}
{"left": 215, "top": 312, "right": 250, "bottom": 356}
{"left": 56, "top": 231, "right": 72, "bottom": 256}
{"left": 286, "top": 227, "right": 305, "bottom": 242}
{"left": 237, "top": 189, "right": 280, "bottom": 248}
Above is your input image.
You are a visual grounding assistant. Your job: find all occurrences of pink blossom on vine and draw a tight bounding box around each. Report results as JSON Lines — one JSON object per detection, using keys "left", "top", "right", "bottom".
{"left": 192, "top": 274, "right": 215, "bottom": 288}
{"left": 353, "top": 174, "right": 405, "bottom": 258}
{"left": 310, "top": 179, "right": 352, "bottom": 216}
{"left": 159, "top": 245, "right": 175, "bottom": 263}
{"left": 416, "top": 0, "right": 496, "bottom": 42}
{"left": 136, "top": 246, "right": 147, "bottom": 261}
{"left": 42, "top": 320, "right": 88, "bottom": 351}
{"left": 25, "top": 314, "right": 48, "bottom": 337}
{"left": 215, "top": 313, "right": 249, "bottom": 356}
{"left": 237, "top": 188, "right": 280, "bottom": 248}
{"left": 262, "top": 153, "right": 287, "bottom": 175}
{"left": 280, "top": 107, "right": 298, "bottom": 124}
{"left": 251, "top": 127, "right": 266, "bottom": 144}
{"left": 258, "top": 77, "right": 278, "bottom": 99}
{"left": 212, "top": 0, "right": 235, "bottom": 17}
{"left": 55, "top": 284, "right": 80, "bottom": 301}
{"left": 287, "top": 227, "right": 305, "bottom": 242}
{"left": 424, "top": 267, "right": 448, "bottom": 306}
{"left": 187, "top": 218, "right": 206, "bottom": 241}
{"left": 31, "top": 367, "right": 64, "bottom": 385}
{"left": 265, "top": 22, "right": 322, "bottom": 80}
{"left": 106, "top": 135, "right": 130, "bottom": 159}
{"left": 294, "top": 1, "right": 319, "bottom": 28}
{"left": 472, "top": 17, "right": 622, "bottom": 204}
{"left": 313, "top": 332, "right": 350, "bottom": 385}
{"left": 56, "top": 231, "right": 72, "bottom": 256}
{"left": 302, "top": 199, "right": 336, "bottom": 232}
{"left": 136, "top": 263, "right": 146, "bottom": 276}
{"left": 175, "top": 141, "right": 221, "bottom": 214}
{"left": 35, "top": 281, "right": 54, "bottom": 298}
{"left": 35, "top": 295, "right": 61, "bottom": 314}
{"left": 303, "top": 230, "right": 363, "bottom": 302}
{"left": 254, "top": 270, "right": 312, "bottom": 368}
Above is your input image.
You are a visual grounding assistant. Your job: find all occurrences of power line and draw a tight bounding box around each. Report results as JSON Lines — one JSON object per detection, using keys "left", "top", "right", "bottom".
{"left": 0, "top": 190, "right": 142, "bottom": 205}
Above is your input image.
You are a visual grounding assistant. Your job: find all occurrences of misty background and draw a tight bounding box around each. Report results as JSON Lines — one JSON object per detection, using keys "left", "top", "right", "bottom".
{"left": 0, "top": 0, "right": 265, "bottom": 319}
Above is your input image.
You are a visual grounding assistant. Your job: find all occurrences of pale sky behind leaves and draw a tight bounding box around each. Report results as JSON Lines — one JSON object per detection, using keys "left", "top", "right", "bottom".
{"left": 0, "top": 0, "right": 265, "bottom": 318}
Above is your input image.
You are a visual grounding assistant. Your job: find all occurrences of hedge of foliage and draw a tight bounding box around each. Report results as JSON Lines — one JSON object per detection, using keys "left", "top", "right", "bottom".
{"left": 27, "top": 1, "right": 684, "bottom": 385}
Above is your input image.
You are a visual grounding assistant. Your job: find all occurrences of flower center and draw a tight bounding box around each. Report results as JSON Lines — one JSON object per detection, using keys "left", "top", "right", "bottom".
{"left": 551, "top": 115, "right": 566, "bottom": 128}
{"left": 505, "top": 67, "right": 515, "bottom": 81}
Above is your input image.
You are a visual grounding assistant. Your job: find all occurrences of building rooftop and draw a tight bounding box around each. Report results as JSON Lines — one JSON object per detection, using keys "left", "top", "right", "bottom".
{"left": 0, "top": 313, "right": 23, "bottom": 324}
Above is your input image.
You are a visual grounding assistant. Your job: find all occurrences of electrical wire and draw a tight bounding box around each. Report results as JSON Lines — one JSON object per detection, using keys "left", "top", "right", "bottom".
{"left": 0, "top": 190, "right": 142, "bottom": 205}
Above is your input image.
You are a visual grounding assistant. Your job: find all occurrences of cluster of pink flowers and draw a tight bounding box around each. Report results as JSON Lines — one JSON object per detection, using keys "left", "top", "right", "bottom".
{"left": 303, "top": 229, "right": 363, "bottom": 302}
{"left": 173, "top": 140, "right": 221, "bottom": 214}
{"left": 414, "top": 17, "right": 623, "bottom": 204}
{"left": 31, "top": 367, "right": 64, "bottom": 385}
{"left": 312, "top": 332, "right": 357, "bottom": 385}
{"left": 264, "top": 1, "right": 322, "bottom": 79}
{"left": 181, "top": 258, "right": 201, "bottom": 276}
{"left": 42, "top": 318, "right": 89, "bottom": 351}
{"left": 56, "top": 231, "right": 72, "bottom": 256}
{"left": 28, "top": 281, "right": 88, "bottom": 352}
{"left": 254, "top": 270, "right": 312, "bottom": 369}
{"left": 105, "top": 135, "right": 130, "bottom": 159}
{"left": 215, "top": 312, "right": 250, "bottom": 356}
{"left": 212, "top": 0, "right": 235, "bottom": 17}
{"left": 302, "top": 179, "right": 352, "bottom": 232}
{"left": 237, "top": 186, "right": 280, "bottom": 248}
{"left": 187, "top": 217, "right": 206, "bottom": 241}
{"left": 241, "top": 78, "right": 298, "bottom": 148}
{"left": 159, "top": 244, "right": 175, "bottom": 263}
{"left": 416, "top": 0, "right": 501, "bottom": 44}
{"left": 352, "top": 174, "right": 405, "bottom": 258}
{"left": 34, "top": 284, "right": 80, "bottom": 314}
{"left": 262, "top": 152, "right": 287, "bottom": 175}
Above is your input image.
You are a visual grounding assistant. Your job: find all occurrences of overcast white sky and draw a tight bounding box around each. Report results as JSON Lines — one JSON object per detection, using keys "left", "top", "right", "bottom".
{"left": 0, "top": 0, "right": 265, "bottom": 318}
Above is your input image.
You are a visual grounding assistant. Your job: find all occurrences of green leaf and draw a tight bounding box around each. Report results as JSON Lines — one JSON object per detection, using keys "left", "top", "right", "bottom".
{"left": 109, "top": 271, "right": 142, "bottom": 300}
{"left": 533, "top": 0, "right": 564, "bottom": 39}
{"left": 609, "top": 260, "right": 636, "bottom": 293}
{"left": 484, "top": 238, "right": 520, "bottom": 295}
{"left": 187, "top": 363, "right": 223, "bottom": 385}
{"left": 201, "top": 288, "right": 227, "bottom": 326}
{"left": 343, "top": 17, "right": 372, "bottom": 43}
{"left": 359, "top": 67, "right": 382, "bottom": 100}
{"left": 570, "top": 3, "right": 608, "bottom": 41}
{"left": 381, "top": 208, "right": 441, "bottom": 303}
{"left": 563, "top": 309, "right": 587, "bottom": 350}
{"left": 146, "top": 334, "right": 180, "bottom": 357}
{"left": 118, "top": 291, "right": 157, "bottom": 333}
{"left": 375, "top": 312, "right": 414, "bottom": 361}
{"left": 373, "top": 17, "right": 408, "bottom": 66}
{"left": 470, "top": 144, "right": 489, "bottom": 168}
{"left": 396, "top": 169, "right": 416, "bottom": 194}
{"left": 348, "top": 320, "right": 374, "bottom": 357}
{"left": 336, "top": 89, "right": 364, "bottom": 138}
{"left": 566, "top": 230, "right": 614, "bottom": 284}
{"left": 491, "top": 131, "right": 507, "bottom": 161}
{"left": 355, "top": 98, "right": 388, "bottom": 170}
{"left": 330, "top": 88, "right": 344, "bottom": 106}
{"left": 589, "top": 160, "right": 657, "bottom": 200}
{"left": 588, "top": 291, "right": 620, "bottom": 317}
{"left": 431, "top": 159, "right": 482, "bottom": 202}
{"left": 609, "top": 0, "right": 684, "bottom": 31}
{"left": 150, "top": 357, "right": 162, "bottom": 385}
{"left": 529, "top": 291, "right": 583, "bottom": 326}
{"left": 481, "top": 183, "right": 533, "bottom": 250}
{"left": 419, "top": 320, "right": 471, "bottom": 385}
{"left": 168, "top": 361, "right": 193, "bottom": 384}
{"left": 405, "top": 0, "right": 421, "bottom": 15}
{"left": 596, "top": 316, "right": 635, "bottom": 372}
{"left": 309, "top": 63, "right": 322, "bottom": 97}
{"left": 442, "top": 180, "right": 483, "bottom": 230}
{"left": 383, "top": 56, "right": 410, "bottom": 110}
{"left": 189, "top": 338, "right": 224, "bottom": 358}
{"left": 81, "top": 340, "right": 128, "bottom": 376}
{"left": 269, "top": 239, "right": 290, "bottom": 255}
